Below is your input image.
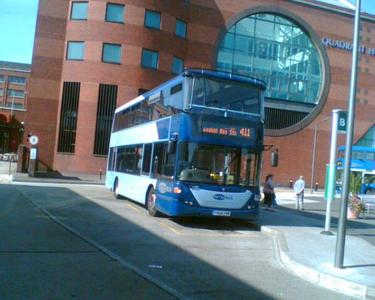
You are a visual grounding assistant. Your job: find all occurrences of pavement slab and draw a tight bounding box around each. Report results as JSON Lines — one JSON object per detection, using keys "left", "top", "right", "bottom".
{"left": 261, "top": 201, "right": 375, "bottom": 299}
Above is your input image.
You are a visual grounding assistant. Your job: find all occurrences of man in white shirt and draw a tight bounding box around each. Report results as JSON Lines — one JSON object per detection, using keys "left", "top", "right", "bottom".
{"left": 293, "top": 176, "right": 305, "bottom": 210}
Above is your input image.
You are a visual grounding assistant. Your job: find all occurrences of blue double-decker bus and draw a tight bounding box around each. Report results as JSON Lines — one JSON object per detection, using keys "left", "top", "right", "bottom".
{"left": 105, "top": 69, "right": 266, "bottom": 224}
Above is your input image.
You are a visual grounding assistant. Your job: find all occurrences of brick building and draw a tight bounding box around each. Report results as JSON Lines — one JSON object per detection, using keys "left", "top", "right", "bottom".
{"left": 0, "top": 61, "right": 30, "bottom": 154}
{"left": 25, "top": 0, "right": 375, "bottom": 186}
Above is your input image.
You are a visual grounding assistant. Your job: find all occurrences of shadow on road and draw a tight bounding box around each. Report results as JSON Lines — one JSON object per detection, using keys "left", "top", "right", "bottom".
{"left": 2, "top": 183, "right": 271, "bottom": 300}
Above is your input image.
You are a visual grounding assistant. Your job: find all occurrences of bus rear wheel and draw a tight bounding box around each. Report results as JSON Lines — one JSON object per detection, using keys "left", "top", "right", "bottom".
{"left": 146, "top": 187, "right": 160, "bottom": 217}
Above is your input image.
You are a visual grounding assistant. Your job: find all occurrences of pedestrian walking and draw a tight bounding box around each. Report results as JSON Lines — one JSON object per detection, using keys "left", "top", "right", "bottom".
{"left": 263, "top": 174, "right": 275, "bottom": 210}
{"left": 293, "top": 176, "right": 305, "bottom": 210}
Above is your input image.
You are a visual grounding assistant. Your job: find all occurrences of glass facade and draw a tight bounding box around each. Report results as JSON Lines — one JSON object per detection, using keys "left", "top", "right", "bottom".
{"left": 67, "top": 41, "right": 85, "bottom": 60}
{"left": 175, "top": 19, "right": 187, "bottom": 38}
{"left": 102, "top": 43, "right": 122, "bottom": 64}
{"left": 216, "top": 13, "right": 323, "bottom": 130}
{"left": 172, "top": 56, "right": 184, "bottom": 74}
{"left": 142, "top": 49, "right": 158, "bottom": 69}
{"left": 71, "top": 2, "right": 88, "bottom": 20}
{"left": 356, "top": 125, "right": 375, "bottom": 148}
{"left": 144, "top": 10, "right": 161, "bottom": 30}
{"left": 106, "top": 3, "right": 124, "bottom": 23}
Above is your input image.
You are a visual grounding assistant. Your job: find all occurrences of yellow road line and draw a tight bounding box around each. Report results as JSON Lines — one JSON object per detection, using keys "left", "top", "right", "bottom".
{"left": 126, "top": 203, "right": 142, "bottom": 212}
{"left": 161, "top": 223, "right": 181, "bottom": 234}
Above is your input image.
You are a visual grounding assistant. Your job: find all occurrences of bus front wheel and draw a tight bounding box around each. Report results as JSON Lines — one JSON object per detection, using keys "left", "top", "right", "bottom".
{"left": 146, "top": 187, "right": 160, "bottom": 217}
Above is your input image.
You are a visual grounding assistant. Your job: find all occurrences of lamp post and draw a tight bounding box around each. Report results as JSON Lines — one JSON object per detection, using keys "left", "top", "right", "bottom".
{"left": 335, "top": 0, "right": 361, "bottom": 269}
{"left": 310, "top": 117, "right": 330, "bottom": 193}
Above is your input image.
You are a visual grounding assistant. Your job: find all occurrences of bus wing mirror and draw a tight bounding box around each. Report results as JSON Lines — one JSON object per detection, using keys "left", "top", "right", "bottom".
{"left": 167, "top": 140, "right": 176, "bottom": 154}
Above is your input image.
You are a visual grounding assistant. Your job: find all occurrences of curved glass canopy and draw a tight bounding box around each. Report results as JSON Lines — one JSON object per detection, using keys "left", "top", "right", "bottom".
{"left": 216, "top": 13, "right": 324, "bottom": 131}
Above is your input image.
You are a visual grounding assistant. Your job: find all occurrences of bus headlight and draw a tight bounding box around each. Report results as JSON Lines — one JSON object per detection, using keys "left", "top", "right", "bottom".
{"left": 173, "top": 187, "right": 182, "bottom": 194}
{"left": 254, "top": 195, "right": 261, "bottom": 202}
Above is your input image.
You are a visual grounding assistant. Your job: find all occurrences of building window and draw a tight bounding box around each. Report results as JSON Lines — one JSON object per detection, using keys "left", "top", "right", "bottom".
{"left": 67, "top": 41, "right": 85, "bottom": 60}
{"left": 105, "top": 3, "right": 124, "bottom": 23}
{"left": 141, "top": 49, "right": 158, "bottom": 70}
{"left": 70, "top": 1, "right": 88, "bottom": 20}
{"left": 175, "top": 19, "right": 187, "bottom": 39}
{"left": 0, "top": 89, "right": 3, "bottom": 96}
{"left": 144, "top": 10, "right": 161, "bottom": 30}
{"left": 0, "top": 75, "right": 4, "bottom": 82}
{"left": 216, "top": 13, "right": 324, "bottom": 131}
{"left": 57, "top": 82, "right": 80, "bottom": 153}
{"left": 94, "top": 84, "right": 117, "bottom": 156}
{"left": 102, "top": 43, "right": 122, "bottom": 64}
{"left": 172, "top": 56, "right": 184, "bottom": 74}
{"left": 8, "top": 76, "right": 26, "bottom": 85}
{"left": 7, "top": 89, "right": 25, "bottom": 98}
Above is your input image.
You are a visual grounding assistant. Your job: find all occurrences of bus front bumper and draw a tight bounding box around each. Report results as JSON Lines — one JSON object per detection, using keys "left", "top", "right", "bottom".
{"left": 156, "top": 197, "right": 259, "bottom": 221}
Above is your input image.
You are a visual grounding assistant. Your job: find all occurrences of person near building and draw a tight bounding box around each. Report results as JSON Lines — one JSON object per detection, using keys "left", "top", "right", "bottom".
{"left": 263, "top": 174, "right": 275, "bottom": 210}
{"left": 294, "top": 176, "right": 305, "bottom": 210}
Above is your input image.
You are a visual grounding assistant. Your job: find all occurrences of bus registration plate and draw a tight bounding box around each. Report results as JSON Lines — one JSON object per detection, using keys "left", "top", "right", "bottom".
{"left": 212, "top": 210, "right": 231, "bottom": 217}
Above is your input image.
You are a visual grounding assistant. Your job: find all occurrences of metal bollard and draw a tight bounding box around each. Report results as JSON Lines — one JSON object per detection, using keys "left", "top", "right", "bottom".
{"left": 289, "top": 180, "right": 293, "bottom": 188}
{"left": 315, "top": 182, "right": 319, "bottom": 191}
{"left": 99, "top": 168, "right": 102, "bottom": 181}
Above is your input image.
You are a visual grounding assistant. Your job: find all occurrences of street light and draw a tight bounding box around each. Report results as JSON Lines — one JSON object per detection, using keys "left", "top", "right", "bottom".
{"left": 310, "top": 117, "right": 330, "bottom": 193}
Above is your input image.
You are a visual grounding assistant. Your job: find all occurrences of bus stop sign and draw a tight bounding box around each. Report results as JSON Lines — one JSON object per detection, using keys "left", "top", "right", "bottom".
{"left": 337, "top": 111, "right": 347, "bottom": 134}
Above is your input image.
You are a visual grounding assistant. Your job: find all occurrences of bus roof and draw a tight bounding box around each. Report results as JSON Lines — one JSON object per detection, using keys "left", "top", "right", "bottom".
{"left": 115, "top": 68, "right": 267, "bottom": 114}
{"left": 184, "top": 68, "right": 267, "bottom": 90}
{"left": 338, "top": 145, "right": 375, "bottom": 153}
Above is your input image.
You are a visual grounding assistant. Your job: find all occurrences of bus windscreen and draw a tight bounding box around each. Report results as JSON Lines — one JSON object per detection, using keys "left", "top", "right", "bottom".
{"left": 177, "top": 142, "right": 259, "bottom": 187}
{"left": 191, "top": 77, "right": 261, "bottom": 115}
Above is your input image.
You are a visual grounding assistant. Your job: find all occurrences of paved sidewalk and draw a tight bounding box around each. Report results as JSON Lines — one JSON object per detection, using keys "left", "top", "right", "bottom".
{"left": 261, "top": 195, "right": 375, "bottom": 299}
{"left": 0, "top": 161, "right": 105, "bottom": 185}
{"left": 12, "top": 172, "right": 106, "bottom": 185}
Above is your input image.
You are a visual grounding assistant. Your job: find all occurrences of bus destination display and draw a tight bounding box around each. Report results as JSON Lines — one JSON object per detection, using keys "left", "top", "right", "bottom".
{"left": 202, "top": 123, "right": 252, "bottom": 139}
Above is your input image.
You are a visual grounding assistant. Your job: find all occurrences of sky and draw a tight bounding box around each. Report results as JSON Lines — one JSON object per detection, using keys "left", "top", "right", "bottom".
{"left": 0, "top": 0, "right": 39, "bottom": 64}
{"left": 348, "top": 0, "right": 375, "bottom": 12}
{"left": 0, "top": 0, "right": 373, "bottom": 65}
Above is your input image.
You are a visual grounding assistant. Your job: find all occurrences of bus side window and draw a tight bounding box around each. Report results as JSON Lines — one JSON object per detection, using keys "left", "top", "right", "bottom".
{"left": 142, "top": 144, "right": 152, "bottom": 175}
{"left": 116, "top": 147, "right": 126, "bottom": 173}
{"left": 162, "top": 150, "right": 175, "bottom": 178}
{"left": 153, "top": 143, "right": 165, "bottom": 178}
{"left": 151, "top": 143, "right": 174, "bottom": 179}
{"left": 135, "top": 146, "right": 142, "bottom": 175}
{"left": 108, "top": 147, "right": 115, "bottom": 171}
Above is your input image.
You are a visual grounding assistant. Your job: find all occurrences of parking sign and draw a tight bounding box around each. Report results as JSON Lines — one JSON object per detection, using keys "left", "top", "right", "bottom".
{"left": 337, "top": 111, "right": 347, "bottom": 134}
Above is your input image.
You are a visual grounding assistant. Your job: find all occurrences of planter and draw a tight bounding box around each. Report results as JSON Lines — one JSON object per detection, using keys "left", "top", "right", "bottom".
{"left": 347, "top": 207, "right": 360, "bottom": 219}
